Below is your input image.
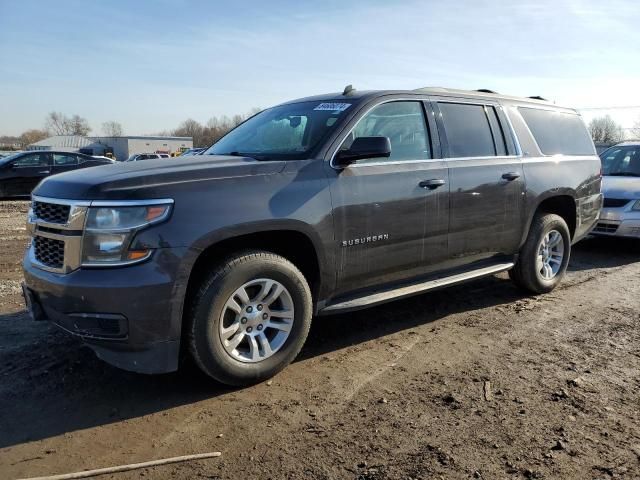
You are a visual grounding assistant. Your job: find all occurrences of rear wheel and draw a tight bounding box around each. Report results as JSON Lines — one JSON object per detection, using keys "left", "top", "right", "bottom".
{"left": 509, "top": 213, "right": 571, "bottom": 294}
{"left": 188, "top": 251, "right": 312, "bottom": 386}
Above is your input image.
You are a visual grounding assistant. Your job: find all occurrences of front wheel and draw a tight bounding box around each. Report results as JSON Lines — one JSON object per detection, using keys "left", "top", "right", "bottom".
{"left": 509, "top": 213, "right": 571, "bottom": 294}
{"left": 187, "top": 251, "right": 312, "bottom": 386}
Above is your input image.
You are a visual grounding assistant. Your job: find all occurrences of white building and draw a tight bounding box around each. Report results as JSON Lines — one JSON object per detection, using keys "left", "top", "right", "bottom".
{"left": 28, "top": 135, "right": 193, "bottom": 161}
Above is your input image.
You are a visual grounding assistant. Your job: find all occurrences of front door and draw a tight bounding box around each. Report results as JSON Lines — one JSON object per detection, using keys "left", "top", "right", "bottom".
{"left": 5, "top": 152, "right": 52, "bottom": 196}
{"left": 433, "top": 100, "right": 525, "bottom": 266}
{"left": 327, "top": 100, "right": 449, "bottom": 297}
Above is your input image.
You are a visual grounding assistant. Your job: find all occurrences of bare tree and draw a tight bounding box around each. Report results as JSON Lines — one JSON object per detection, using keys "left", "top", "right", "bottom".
{"left": 44, "top": 112, "right": 91, "bottom": 136}
{"left": 102, "top": 121, "right": 123, "bottom": 137}
{"left": 45, "top": 112, "right": 70, "bottom": 135}
{"left": 588, "top": 115, "right": 624, "bottom": 143}
{"left": 68, "top": 115, "right": 91, "bottom": 136}
{"left": 19, "top": 129, "right": 48, "bottom": 147}
{"left": 631, "top": 118, "right": 640, "bottom": 139}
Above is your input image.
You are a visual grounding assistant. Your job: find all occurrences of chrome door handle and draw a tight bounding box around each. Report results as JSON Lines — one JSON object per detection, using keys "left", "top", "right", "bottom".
{"left": 38, "top": 170, "right": 51, "bottom": 174}
{"left": 419, "top": 179, "right": 446, "bottom": 190}
{"left": 502, "top": 172, "right": 520, "bottom": 181}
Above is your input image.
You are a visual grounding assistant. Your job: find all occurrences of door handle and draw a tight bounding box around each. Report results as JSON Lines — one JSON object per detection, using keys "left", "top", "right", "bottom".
{"left": 501, "top": 172, "right": 520, "bottom": 181}
{"left": 419, "top": 179, "right": 446, "bottom": 190}
{"left": 38, "top": 170, "right": 50, "bottom": 174}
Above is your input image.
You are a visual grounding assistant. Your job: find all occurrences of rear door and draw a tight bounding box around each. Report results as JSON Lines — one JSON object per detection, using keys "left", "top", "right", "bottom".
{"left": 327, "top": 99, "right": 449, "bottom": 297}
{"left": 5, "top": 152, "right": 52, "bottom": 196}
{"left": 433, "top": 98, "right": 524, "bottom": 266}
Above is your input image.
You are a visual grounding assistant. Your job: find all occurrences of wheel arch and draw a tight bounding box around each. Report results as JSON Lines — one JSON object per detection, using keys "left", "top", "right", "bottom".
{"left": 520, "top": 192, "right": 577, "bottom": 247}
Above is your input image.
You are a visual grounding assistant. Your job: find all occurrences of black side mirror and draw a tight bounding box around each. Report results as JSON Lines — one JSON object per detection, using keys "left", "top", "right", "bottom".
{"left": 335, "top": 136, "right": 391, "bottom": 167}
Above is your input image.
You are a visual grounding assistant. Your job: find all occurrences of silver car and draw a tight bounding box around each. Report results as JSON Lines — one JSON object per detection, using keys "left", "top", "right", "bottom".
{"left": 593, "top": 142, "right": 640, "bottom": 238}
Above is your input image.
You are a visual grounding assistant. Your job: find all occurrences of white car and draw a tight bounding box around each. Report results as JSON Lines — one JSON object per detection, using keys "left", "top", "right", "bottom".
{"left": 126, "top": 153, "right": 169, "bottom": 162}
{"left": 593, "top": 142, "right": 640, "bottom": 238}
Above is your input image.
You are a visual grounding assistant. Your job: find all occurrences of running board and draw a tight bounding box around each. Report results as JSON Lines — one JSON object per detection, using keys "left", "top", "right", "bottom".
{"left": 320, "top": 262, "right": 514, "bottom": 314}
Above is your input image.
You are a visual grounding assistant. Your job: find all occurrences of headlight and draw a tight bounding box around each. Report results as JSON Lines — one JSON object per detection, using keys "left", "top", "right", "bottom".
{"left": 81, "top": 202, "right": 172, "bottom": 266}
{"left": 633, "top": 200, "right": 640, "bottom": 211}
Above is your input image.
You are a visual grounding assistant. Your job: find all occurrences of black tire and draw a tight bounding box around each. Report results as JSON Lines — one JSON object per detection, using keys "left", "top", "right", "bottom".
{"left": 187, "top": 251, "right": 312, "bottom": 386}
{"left": 509, "top": 213, "right": 571, "bottom": 294}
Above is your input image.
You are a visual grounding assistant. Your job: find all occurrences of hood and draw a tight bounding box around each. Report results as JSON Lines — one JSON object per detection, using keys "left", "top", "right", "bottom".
{"left": 33, "top": 155, "right": 287, "bottom": 200}
{"left": 601, "top": 176, "right": 640, "bottom": 199}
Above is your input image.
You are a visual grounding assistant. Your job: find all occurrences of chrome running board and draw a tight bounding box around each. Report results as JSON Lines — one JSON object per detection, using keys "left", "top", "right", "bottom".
{"left": 320, "top": 262, "right": 514, "bottom": 314}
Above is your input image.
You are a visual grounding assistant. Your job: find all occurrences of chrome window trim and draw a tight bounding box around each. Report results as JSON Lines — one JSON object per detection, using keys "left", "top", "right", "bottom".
{"left": 89, "top": 199, "right": 174, "bottom": 207}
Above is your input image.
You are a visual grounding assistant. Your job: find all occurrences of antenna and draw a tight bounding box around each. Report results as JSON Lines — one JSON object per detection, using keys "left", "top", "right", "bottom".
{"left": 342, "top": 84, "right": 355, "bottom": 96}
{"left": 528, "top": 96, "right": 548, "bottom": 101}
{"left": 476, "top": 89, "right": 498, "bottom": 94}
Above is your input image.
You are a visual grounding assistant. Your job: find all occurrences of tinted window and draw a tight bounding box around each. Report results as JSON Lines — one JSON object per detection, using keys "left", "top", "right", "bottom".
{"left": 12, "top": 153, "right": 50, "bottom": 167}
{"left": 486, "top": 107, "right": 507, "bottom": 156}
{"left": 341, "top": 101, "right": 431, "bottom": 162}
{"left": 518, "top": 107, "right": 595, "bottom": 156}
{"left": 53, "top": 153, "right": 78, "bottom": 166}
{"left": 600, "top": 146, "right": 640, "bottom": 176}
{"left": 438, "top": 103, "right": 496, "bottom": 157}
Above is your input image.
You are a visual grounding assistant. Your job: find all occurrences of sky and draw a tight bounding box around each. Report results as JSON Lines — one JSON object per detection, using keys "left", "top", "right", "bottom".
{"left": 1, "top": 0, "right": 639, "bottom": 137}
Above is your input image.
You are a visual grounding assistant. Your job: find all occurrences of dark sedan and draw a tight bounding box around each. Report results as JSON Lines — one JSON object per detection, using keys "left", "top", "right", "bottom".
{"left": 0, "top": 151, "right": 113, "bottom": 198}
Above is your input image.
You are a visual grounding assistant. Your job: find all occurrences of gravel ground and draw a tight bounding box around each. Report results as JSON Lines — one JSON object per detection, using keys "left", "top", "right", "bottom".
{"left": 0, "top": 199, "right": 639, "bottom": 480}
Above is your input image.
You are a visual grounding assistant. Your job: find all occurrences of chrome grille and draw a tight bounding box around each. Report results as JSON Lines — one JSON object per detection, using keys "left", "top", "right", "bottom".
{"left": 593, "top": 222, "right": 619, "bottom": 234}
{"left": 602, "top": 198, "right": 630, "bottom": 208}
{"left": 34, "top": 201, "right": 71, "bottom": 224}
{"left": 34, "top": 236, "right": 65, "bottom": 269}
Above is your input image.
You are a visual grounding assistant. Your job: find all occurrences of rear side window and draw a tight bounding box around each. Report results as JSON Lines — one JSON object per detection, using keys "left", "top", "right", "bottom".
{"left": 438, "top": 102, "right": 499, "bottom": 157}
{"left": 518, "top": 107, "right": 595, "bottom": 156}
{"left": 53, "top": 153, "right": 78, "bottom": 166}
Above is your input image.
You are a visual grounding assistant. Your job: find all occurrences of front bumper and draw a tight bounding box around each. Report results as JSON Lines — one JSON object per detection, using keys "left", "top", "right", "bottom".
{"left": 22, "top": 247, "right": 190, "bottom": 374}
{"left": 592, "top": 206, "right": 640, "bottom": 239}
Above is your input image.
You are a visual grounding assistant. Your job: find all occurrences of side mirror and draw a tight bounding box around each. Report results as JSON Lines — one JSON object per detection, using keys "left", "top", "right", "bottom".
{"left": 334, "top": 136, "right": 391, "bottom": 167}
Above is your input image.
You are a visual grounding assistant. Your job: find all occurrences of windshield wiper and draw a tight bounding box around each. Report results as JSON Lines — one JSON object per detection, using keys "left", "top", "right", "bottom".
{"left": 217, "top": 151, "right": 269, "bottom": 161}
{"left": 607, "top": 172, "right": 640, "bottom": 177}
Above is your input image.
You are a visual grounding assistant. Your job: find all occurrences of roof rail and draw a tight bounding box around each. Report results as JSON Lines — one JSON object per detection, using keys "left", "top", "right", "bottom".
{"left": 528, "top": 95, "right": 548, "bottom": 101}
{"left": 476, "top": 89, "right": 498, "bottom": 94}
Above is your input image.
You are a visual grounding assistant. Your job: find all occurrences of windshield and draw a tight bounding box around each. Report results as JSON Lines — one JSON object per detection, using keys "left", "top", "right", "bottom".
{"left": 600, "top": 145, "right": 640, "bottom": 177}
{"left": 205, "top": 100, "right": 353, "bottom": 160}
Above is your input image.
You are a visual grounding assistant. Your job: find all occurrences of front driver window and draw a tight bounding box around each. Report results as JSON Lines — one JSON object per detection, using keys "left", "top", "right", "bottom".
{"left": 12, "top": 153, "right": 49, "bottom": 167}
{"left": 341, "top": 101, "right": 431, "bottom": 163}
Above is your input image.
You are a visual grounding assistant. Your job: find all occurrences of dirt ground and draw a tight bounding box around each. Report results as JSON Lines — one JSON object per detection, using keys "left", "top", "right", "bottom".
{"left": 0, "top": 199, "right": 639, "bottom": 480}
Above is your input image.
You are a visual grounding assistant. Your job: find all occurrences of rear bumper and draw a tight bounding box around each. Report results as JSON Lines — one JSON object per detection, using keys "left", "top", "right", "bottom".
{"left": 592, "top": 206, "right": 640, "bottom": 239}
{"left": 573, "top": 193, "right": 603, "bottom": 243}
{"left": 22, "top": 247, "right": 190, "bottom": 374}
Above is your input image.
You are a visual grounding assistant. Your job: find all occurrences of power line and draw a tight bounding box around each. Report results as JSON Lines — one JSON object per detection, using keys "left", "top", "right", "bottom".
{"left": 577, "top": 105, "right": 640, "bottom": 110}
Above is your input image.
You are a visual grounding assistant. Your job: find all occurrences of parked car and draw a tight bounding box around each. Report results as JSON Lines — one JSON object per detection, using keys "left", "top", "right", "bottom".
{"left": 592, "top": 142, "right": 640, "bottom": 238}
{"left": 22, "top": 87, "right": 602, "bottom": 385}
{"left": 180, "top": 148, "right": 206, "bottom": 156}
{"left": 126, "top": 153, "right": 168, "bottom": 162}
{"left": 0, "top": 151, "right": 113, "bottom": 198}
{"left": 91, "top": 156, "right": 117, "bottom": 163}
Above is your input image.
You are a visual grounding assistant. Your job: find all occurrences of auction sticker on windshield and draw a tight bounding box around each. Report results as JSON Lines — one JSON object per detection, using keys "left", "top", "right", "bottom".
{"left": 314, "top": 103, "right": 352, "bottom": 112}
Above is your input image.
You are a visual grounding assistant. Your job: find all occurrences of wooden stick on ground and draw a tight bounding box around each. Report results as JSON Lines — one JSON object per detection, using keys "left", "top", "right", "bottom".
{"left": 17, "top": 452, "right": 222, "bottom": 480}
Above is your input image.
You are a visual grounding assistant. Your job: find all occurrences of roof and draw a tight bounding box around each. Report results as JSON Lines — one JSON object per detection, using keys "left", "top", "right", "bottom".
{"left": 28, "top": 135, "right": 94, "bottom": 148}
{"left": 281, "top": 87, "right": 567, "bottom": 110}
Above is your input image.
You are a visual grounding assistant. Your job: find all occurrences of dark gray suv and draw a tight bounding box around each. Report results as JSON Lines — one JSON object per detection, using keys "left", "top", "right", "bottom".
{"left": 21, "top": 87, "right": 602, "bottom": 385}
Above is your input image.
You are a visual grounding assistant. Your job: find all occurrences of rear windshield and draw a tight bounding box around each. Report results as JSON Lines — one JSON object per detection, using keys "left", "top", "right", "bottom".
{"left": 205, "top": 100, "right": 353, "bottom": 160}
{"left": 518, "top": 107, "right": 595, "bottom": 156}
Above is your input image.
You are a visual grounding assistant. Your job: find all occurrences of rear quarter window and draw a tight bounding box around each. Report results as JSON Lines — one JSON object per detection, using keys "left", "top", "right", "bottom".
{"left": 518, "top": 107, "right": 595, "bottom": 156}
